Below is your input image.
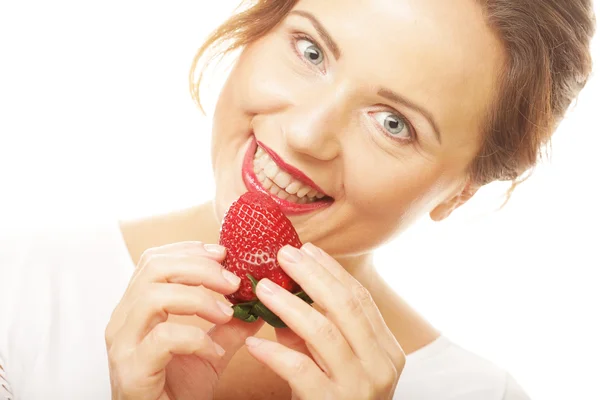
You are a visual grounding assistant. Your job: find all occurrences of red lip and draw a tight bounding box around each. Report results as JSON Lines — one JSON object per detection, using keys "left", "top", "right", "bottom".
{"left": 242, "top": 137, "right": 333, "bottom": 216}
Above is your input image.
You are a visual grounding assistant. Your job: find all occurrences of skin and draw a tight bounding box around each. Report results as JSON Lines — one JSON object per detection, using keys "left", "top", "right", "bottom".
{"left": 117, "top": 0, "right": 505, "bottom": 398}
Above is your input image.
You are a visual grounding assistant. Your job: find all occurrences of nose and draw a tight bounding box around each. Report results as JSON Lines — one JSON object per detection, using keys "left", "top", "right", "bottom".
{"left": 281, "top": 87, "right": 347, "bottom": 161}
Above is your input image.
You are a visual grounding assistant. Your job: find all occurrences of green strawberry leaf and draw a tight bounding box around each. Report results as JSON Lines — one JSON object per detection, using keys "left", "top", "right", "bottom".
{"left": 295, "top": 290, "right": 313, "bottom": 304}
{"left": 232, "top": 304, "right": 258, "bottom": 322}
{"left": 230, "top": 273, "right": 314, "bottom": 328}
{"left": 252, "top": 302, "right": 287, "bottom": 328}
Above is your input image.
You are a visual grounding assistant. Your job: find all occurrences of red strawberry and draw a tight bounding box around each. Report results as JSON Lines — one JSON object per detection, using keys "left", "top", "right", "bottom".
{"left": 219, "top": 191, "right": 312, "bottom": 327}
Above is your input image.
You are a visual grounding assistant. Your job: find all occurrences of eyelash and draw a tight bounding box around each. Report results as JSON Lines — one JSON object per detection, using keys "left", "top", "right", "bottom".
{"left": 290, "top": 32, "right": 327, "bottom": 71}
{"left": 289, "top": 32, "right": 418, "bottom": 144}
{"left": 369, "top": 111, "right": 417, "bottom": 144}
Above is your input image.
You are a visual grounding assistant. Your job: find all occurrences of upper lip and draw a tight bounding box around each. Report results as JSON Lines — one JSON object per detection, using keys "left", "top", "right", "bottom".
{"left": 256, "top": 140, "right": 329, "bottom": 197}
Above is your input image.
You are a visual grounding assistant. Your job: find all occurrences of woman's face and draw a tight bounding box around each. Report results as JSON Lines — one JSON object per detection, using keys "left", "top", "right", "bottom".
{"left": 210, "top": 0, "right": 504, "bottom": 256}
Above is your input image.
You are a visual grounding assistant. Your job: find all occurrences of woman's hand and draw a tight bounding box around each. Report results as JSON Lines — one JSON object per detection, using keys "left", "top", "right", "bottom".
{"left": 105, "top": 241, "right": 264, "bottom": 400}
{"left": 244, "top": 243, "right": 405, "bottom": 400}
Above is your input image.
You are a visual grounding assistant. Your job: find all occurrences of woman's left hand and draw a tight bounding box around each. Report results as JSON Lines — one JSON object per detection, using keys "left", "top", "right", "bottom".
{"left": 244, "top": 243, "right": 406, "bottom": 400}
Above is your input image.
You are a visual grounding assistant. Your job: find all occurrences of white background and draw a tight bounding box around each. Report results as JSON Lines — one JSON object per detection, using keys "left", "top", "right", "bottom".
{"left": 1, "top": 1, "right": 599, "bottom": 398}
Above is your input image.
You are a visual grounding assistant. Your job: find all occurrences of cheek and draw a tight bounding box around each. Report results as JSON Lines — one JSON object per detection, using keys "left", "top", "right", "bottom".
{"left": 228, "top": 39, "right": 311, "bottom": 115}
{"left": 343, "top": 156, "right": 445, "bottom": 221}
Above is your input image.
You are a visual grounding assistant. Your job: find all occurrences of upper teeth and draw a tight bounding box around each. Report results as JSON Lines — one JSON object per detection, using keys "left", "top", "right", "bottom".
{"left": 253, "top": 146, "right": 326, "bottom": 203}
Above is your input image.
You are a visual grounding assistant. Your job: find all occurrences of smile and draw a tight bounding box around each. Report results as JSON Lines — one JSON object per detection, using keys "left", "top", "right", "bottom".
{"left": 242, "top": 137, "right": 333, "bottom": 215}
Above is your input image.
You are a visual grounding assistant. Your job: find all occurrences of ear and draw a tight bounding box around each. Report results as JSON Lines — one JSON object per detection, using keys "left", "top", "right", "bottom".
{"left": 429, "top": 181, "right": 479, "bottom": 222}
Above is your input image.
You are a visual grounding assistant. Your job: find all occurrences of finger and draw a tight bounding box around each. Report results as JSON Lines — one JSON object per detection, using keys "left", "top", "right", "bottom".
{"left": 245, "top": 336, "right": 328, "bottom": 398}
{"left": 138, "top": 241, "right": 227, "bottom": 269}
{"left": 276, "top": 245, "right": 391, "bottom": 376}
{"left": 255, "top": 277, "right": 358, "bottom": 379}
{"left": 130, "top": 241, "right": 225, "bottom": 280}
{"left": 207, "top": 318, "right": 265, "bottom": 374}
{"left": 302, "top": 243, "right": 406, "bottom": 372}
{"left": 121, "top": 283, "right": 235, "bottom": 344}
{"left": 134, "top": 251, "right": 240, "bottom": 294}
{"left": 275, "top": 328, "right": 310, "bottom": 356}
{"left": 106, "top": 246, "right": 239, "bottom": 350}
{"left": 136, "top": 322, "right": 224, "bottom": 377}
{"left": 106, "top": 246, "right": 239, "bottom": 346}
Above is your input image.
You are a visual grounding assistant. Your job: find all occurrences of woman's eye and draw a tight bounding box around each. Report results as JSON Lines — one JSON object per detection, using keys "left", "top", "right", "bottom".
{"left": 296, "top": 38, "right": 324, "bottom": 65}
{"left": 373, "top": 112, "right": 410, "bottom": 138}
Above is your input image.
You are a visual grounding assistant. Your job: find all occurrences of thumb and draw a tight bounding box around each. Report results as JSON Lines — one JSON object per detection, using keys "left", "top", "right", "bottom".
{"left": 207, "top": 318, "right": 265, "bottom": 371}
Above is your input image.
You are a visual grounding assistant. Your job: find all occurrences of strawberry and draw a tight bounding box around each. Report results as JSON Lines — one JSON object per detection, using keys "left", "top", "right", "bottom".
{"left": 219, "top": 191, "right": 312, "bottom": 327}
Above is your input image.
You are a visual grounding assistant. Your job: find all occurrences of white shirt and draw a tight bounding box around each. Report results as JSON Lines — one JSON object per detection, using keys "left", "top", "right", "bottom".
{"left": 0, "top": 212, "right": 530, "bottom": 399}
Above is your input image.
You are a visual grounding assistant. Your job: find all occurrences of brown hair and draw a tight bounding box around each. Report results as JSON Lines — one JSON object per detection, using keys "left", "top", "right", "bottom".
{"left": 189, "top": 0, "right": 596, "bottom": 198}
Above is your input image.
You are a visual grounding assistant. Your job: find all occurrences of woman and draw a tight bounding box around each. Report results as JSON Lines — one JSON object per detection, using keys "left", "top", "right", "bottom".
{"left": 0, "top": 0, "right": 595, "bottom": 399}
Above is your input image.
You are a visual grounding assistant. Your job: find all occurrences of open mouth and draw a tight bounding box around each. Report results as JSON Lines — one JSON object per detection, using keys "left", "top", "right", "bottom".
{"left": 242, "top": 137, "right": 333, "bottom": 215}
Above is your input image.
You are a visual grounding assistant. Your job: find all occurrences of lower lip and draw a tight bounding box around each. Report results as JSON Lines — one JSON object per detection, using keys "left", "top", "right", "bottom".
{"left": 242, "top": 137, "right": 333, "bottom": 216}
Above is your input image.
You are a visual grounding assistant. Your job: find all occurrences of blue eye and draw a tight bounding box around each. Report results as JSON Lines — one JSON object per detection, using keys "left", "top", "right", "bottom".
{"left": 296, "top": 38, "right": 324, "bottom": 65}
{"left": 373, "top": 112, "right": 410, "bottom": 138}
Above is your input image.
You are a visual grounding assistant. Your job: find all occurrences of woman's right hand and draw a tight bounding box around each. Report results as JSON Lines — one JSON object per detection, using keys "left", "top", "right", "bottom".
{"left": 105, "top": 241, "right": 264, "bottom": 400}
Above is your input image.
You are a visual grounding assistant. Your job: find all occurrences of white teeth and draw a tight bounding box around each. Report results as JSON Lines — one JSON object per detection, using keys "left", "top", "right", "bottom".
{"left": 262, "top": 178, "right": 274, "bottom": 190}
{"left": 296, "top": 186, "right": 311, "bottom": 198}
{"left": 264, "top": 161, "right": 279, "bottom": 180}
{"left": 256, "top": 170, "right": 274, "bottom": 190}
{"left": 285, "top": 180, "right": 302, "bottom": 195}
{"left": 277, "top": 190, "right": 290, "bottom": 200}
{"left": 258, "top": 154, "right": 270, "bottom": 170}
{"left": 253, "top": 146, "right": 328, "bottom": 203}
{"left": 273, "top": 172, "right": 292, "bottom": 189}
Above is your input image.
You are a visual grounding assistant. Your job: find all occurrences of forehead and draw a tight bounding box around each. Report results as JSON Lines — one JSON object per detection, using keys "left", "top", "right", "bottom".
{"left": 291, "top": 0, "right": 505, "bottom": 147}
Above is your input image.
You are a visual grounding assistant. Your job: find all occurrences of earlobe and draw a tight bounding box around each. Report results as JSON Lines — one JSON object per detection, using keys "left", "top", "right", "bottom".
{"left": 429, "top": 181, "right": 479, "bottom": 222}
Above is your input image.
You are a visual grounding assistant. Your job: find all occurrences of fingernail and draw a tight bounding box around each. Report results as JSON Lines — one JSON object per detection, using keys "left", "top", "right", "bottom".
{"left": 279, "top": 245, "right": 303, "bottom": 263}
{"left": 217, "top": 301, "right": 234, "bottom": 316}
{"left": 257, "top": 279, "right": 280, "bottom": 296}
{"left": 302, "top": 243, "right": 322, "bottom": 258}
{"left": 214, "top": 342, "right": 226, "bottom": 356}
{"left": 204, "top": 244, "right": 226, "bottom": 256}
{"left": 246, "top": 336, "right": 265, "bottom": 348}
{"left": 222, "top": 269, "right": 241, "bottom": 286}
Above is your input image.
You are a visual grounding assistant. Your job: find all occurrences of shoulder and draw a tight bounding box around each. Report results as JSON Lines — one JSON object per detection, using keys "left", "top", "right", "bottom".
{"left": 395, "top": 336, "right": 530, "bottom": 400}
{"left": 119, "top": 202, "right": 219, "bottom": 265}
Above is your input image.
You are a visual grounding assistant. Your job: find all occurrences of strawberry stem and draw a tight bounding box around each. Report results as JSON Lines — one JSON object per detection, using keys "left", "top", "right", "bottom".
{"left": 248, "top": 273, "right": 260, "bottom": 292}
{"left": 230, "top": 273, "right": 313, "bottom": 328}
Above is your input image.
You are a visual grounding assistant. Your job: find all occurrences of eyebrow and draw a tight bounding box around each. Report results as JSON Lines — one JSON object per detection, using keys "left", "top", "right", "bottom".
{"left": 289, "top": 10, "right": 341, "bottom": 59}
{"left": 378, "top": 88, "right": 442, "bottom": 144}
{"left": 289, "top": 10, "right": 441, "bottom": 144}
